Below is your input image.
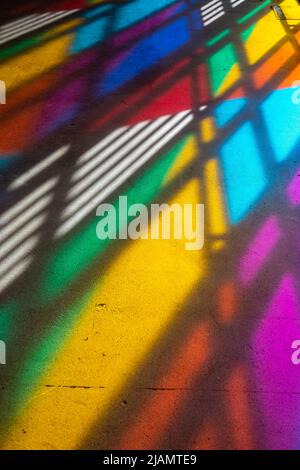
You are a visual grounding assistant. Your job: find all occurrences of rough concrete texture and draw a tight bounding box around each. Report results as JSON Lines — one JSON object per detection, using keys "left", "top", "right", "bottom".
{"left": 1, "top": 0, "right": 300, "bottom": 450}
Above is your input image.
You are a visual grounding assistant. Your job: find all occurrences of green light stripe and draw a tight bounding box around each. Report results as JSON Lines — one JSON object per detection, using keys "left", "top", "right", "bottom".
{"left": 207, "top": 29, "right": 230, "bottom": 47}
{"left": 237, "top": 0, "right": 270, "bottom": 24}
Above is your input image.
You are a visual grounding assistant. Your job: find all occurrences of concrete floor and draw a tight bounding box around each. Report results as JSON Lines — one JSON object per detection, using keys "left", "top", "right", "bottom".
{"left": 1, "top": 0, "right": 300, "bottom": 450}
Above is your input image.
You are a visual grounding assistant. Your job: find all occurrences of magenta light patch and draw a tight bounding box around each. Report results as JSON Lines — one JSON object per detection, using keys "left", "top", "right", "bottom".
{"left": 250, "top": 274, "right": 300, "bottom": 449}
{"left": 239, "top": 215, "right": 281, "bottom": 286}
{"left": 287, "top": 168, "right": 300, "bottom": 206}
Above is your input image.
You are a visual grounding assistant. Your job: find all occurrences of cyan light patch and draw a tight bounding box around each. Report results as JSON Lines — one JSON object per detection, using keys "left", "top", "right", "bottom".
{"left": 215, "top": 97, "right": 248, "bottom": 127}
{"left": 114, "top": 0, "right": 180, "bottom": 32}
{"left": 71, "top": 0, "right": 181, "bottom": 54}
{"left": 262, "top": 88, "right": 300, "bottom": 162}
{"left": 220, "top": 122, "right": 267, "bottom": 224}
{"left": 0, "top": 154, "right": 20, "bottom": 170}
{"left": 70, "top": 14, "right": 110, "bottom": 53}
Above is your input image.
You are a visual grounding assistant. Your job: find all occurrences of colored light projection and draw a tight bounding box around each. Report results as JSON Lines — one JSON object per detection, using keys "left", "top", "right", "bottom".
{"left": 1, "top": 0, "right": 300, "bottom": 450}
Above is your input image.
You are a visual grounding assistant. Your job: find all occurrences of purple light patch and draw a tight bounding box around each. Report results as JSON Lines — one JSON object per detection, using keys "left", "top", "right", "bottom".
{"left": 62, "top": 48, "right": 97, "bottom": 77}
{"left": 240, "top": 215, "right": 281, "bottom": 286}
{"left": 38, "top": 78, "right": 86, "bottom": 138}
{"left": 287, "top": 168, "right": 300, "bottom": 206}
{"left": 250, "top": 274, "right": 300, "bottom": 449}
{"left": 111, "top": 2, "right": 185, "bottom": 48}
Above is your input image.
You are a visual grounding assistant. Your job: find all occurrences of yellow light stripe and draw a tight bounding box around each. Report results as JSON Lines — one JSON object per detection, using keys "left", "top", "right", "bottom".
{"left": 0, "top": 33, "right": 74, "bottom": 91}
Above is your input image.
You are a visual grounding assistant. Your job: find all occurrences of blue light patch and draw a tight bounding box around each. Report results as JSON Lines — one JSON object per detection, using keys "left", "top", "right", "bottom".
{"left": 114, "top": 0, "right": 180, "bottom": 31}
{"left": 71, "top": 0, "right": 181, "bottom": 54}
{"left": 99, "top": 17, "right": 190, "bottom": 96}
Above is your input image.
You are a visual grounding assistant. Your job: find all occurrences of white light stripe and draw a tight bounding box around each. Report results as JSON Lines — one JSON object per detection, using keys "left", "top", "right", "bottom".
{"left": 56, "top": 112, "right": 192, "bottom": 238}
{"left": 203, "top": 10, "right": 225, "bottom": 25}
{"left": 77, "top": 128, "right": 127, "bottom": 166}
{"left": 0, "top": 10, "right": 77, "bottom": 41}
{"left": 69, "top": 118, "right": 167, "bottom": 197}
{"left": 1, "top": 178, "right": 57, "bottom": 225}
{"left": 0, "top": 234, "right": 39, "bottom": 279}
{"left": 0, "top": 194, "right": 53, "bottom": 245}
{"left": 0, "top": 14, "right": 37, "bottom": 32}
{"left": 201, "top": 0, "right": 222, "bottom": 12}
{"left": 0, "top": 257, "right": 32, "bottom": 294}
{"left": 63, "top": 113, "right": 187, "bottom": 219}
{"left": 231, "top": 0, "right": 245, "bottom": 7}
{"left": 0, "top": 216, "right": 44, "bottom": 263}
{"left": 0, "top": 13, "right": 51, "bottom": 37}
{"left": 201, "top": 1, "right": 222, "bottom": 16}
{"left": 9, "top": 146, "right": 69, "bottom": 191}
{"left": 0, "top": 9, "right": 78, "bottom": 37}
{"left": 0, "top": 10, "right": 78, "bottom": 45}
{"left": 202, "top": 5, "right": 224, "bottom": 20}
{"left": 72, "top": 122, "right": 149, "bottom": 183}
{"left": 74, "top": 122, "right": 149, "bottom": 179}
